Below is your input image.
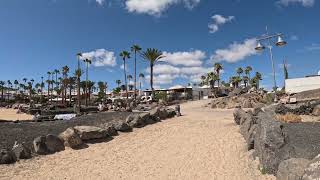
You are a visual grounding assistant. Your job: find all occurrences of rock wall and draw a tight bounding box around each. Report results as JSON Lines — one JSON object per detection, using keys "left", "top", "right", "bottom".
{"left": 234, "top": 107, "right": 320, "bottom": 175}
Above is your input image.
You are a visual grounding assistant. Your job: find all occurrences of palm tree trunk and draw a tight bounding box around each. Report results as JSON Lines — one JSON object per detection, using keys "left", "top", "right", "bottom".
{"left": 77, "top": 59, "right": 81, "bottom": 109}
{"left": 69, "top": 87, "right": 72, "bottom": 106}
{"left": 150, "top": 63, "right": 154, "bottom": 98}
{"left": 124, "top": 60, "right": 128, "bottom": 99}
{"left": 134, "top": 51, "right": 137, "bottom": 100}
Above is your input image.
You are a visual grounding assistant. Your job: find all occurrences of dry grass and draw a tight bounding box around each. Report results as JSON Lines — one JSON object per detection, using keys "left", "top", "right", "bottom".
{"left": 276, "top": 113, "right": 302, "bottom": 123}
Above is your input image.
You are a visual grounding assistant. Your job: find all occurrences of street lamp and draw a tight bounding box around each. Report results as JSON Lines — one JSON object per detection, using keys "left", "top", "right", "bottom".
{"left": 254, "top": 28, "right": 287, "bottom": 102}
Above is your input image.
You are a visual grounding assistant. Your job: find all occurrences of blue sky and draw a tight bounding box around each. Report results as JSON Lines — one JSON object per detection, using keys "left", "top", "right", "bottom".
{"left": 0, "top": 0, "right": 320, "bottom": 90}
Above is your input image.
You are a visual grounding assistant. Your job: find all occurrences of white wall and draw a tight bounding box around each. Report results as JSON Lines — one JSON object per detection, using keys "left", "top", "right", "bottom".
{"left": 285, "top": 76, "right": 320, "bottom": 94}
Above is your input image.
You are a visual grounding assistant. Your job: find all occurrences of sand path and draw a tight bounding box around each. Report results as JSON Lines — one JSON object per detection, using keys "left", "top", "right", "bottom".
{"left": 0, "top": 100, "right": 275, "bottom": 180}
{"left": 0, "top": 108, "right": 33, "bottom": 121}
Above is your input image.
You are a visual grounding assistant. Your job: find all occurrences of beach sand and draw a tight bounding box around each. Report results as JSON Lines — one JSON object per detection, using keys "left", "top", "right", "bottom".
{"left": 0, "top": 108, "right": 33, "bottom": 121}
{"left": 0, "top": 100, "right": 275, "bottom": 180}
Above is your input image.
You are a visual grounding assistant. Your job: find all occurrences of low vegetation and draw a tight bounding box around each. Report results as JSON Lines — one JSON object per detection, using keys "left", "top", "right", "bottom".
{"left": 276, "top": 113, "right": 302, "bottom": 123}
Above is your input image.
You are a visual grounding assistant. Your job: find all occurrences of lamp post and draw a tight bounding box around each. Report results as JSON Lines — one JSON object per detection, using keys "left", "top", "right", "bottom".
{"left": 255, "top": 28, "right": 287, "bottom": 102}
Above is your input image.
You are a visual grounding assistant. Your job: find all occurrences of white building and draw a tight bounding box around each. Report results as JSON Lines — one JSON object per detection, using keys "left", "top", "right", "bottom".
{"left": 285, "top": 75, "right": 320, "bottom": 94}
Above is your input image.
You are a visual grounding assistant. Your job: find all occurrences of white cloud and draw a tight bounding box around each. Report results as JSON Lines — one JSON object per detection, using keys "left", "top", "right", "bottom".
{"left": 161, "top": 50, "right": 206, "bottom": 66}
{"left": 95, "top": 0, "right": 105, "bottom": 5}
{"left": 81, "top": 49, "right": 117, "bottom": 67}
{"left": 125, "top": 0, "right": 200, "bottom": 16}
{"left": 145, "top": 74, "right": 179, "bottom": 85}
{"left": 278, "top": 0, "right": 315, "bottom": 7}
{"left": 210, "top": 38, "right": 257, "bottom": 63}
{"left": 208, "top": 14, "right": 234, "bottom": 33}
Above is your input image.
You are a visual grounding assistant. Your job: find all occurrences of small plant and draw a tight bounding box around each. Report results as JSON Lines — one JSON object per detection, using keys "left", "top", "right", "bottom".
{"left": 259, "top": 167, "right": 267, "bottom": 175}
{"left": 276, "top": 113, "right": 302, "bottom": 123}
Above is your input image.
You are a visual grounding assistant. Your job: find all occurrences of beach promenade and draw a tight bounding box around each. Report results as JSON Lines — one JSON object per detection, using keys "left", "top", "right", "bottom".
{"left": 0, "top": 100, "right": 275, "bottom": 180}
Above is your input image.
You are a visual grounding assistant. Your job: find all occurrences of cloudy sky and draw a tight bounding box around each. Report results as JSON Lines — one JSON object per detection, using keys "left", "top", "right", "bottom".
{"left": 0, "top": 0, "right": 320, "bottom": 90}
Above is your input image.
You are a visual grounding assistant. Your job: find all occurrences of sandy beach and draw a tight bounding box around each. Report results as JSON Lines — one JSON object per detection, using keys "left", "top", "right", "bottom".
{"left": 0, "top": 108, "right": 33, "bottom": 121}
{"left": 0, "top": 100, "right": 275, "bottom": 180}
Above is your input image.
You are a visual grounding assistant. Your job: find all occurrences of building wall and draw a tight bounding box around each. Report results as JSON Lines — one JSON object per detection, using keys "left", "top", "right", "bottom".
{"left": 285, "top": 76, "right": 320, "bottom": 94}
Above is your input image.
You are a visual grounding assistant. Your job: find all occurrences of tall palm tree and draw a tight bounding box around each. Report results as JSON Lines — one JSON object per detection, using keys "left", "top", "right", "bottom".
{"left": 119, "top": 51, "right": 130, "bottom": 99}
{"left": 116, "top": 80, "right": 121, "bottom": 88}
{"left": 14, "top": 80, "right": 19, "bottom": 95}
{"left": 68, "top": 77, "right": 76, "bottom": 106}
{"left": 47, "top": 72, "right": 51, "bottom": 102}
{"left": 236, "top": 67, "right": 243, "bottom": 77}
{"left": 76, "top": 53, "right": 82, "bottom": 108}
{"left": 207, "top": 72, "right": 218, "bottom": 89}
{"left": 62, "top": 66, "right": 69, "bottom": 105}
{"left": 254, "top": 72, "right": 262, "bottom": 89}
{"left": 131, "top": 45, "right": 142, "bottom": 100}
{"left": 127, "top": 74, "right": 133, "bottom": 90}
{"left": 0, "top": 81, "right": 5, "bottom": 101}
{"left": 7, "top": 80, "right": 12, "bottom": 101}
{"left": 214, "top": 63, "right": 223, "bottom": 87}
{"left": 141, "top": 48, "right": 165, "bottom": 98}
{"left": 245, "top": 66, "right": 253, "bottom": 80}
{"left": 54, "top": 69, "right": 60, "bottom": 89}
{"left": 83, "top": 58, "right": 92, "bottom": 106}
{"left": 139, "top": 73, "right": 145, "bottom": 92}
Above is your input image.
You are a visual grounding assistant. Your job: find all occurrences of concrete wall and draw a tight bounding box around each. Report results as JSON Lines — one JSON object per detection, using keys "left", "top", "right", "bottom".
{"left": 285, "top": 76, "right": 320, "bottom": 94}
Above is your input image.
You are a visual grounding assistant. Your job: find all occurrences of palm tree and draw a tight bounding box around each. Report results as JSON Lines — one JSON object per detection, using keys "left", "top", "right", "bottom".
{"left": 83, "top": 58, "right": 92, "bottom": 106}
{"left": 7, "top": 80, "right": 12, "bottom": 101}
{"left": 139, "top": 73, "right": 145, "bottom": 92}
{"left": 242, "top": 76, "right": 249, "bottom": 87}
{"left": 87, "top": 81, "right": 95, "bottom": 103}
{"left": 22, "top": 78, "right": 27, "bottom": 95}
{"left": 230, "top": 76, "right": 241, "bottom": 88}
{"left": 141, "top": 48, "right": 165, "bottom": 98}
{"left": 14, "top": 80, "right": 19, "bottom": 95}
{"left": 116, "top": 80, "right": 121, "bottom": 88}
{"left": 245, "top": 66, "right": 253, "bottom": 80}
{"left": 119, "top": 51, "right": 130, "bottom": 99}
{"left": 236, "top": 67, "right": 243, "bottom": 77}
{"left": 214, "top": 63, "right": 223, "bottom": 87}
{"left": 0, "top": 81, "right": 5, "bottom": 101}
{"left": 68, "top": 77, "right": 76, "bottom": 106}
{"left": 47, "top": 72, "right": 51, "bottom": 102}
{"left": 127, "top": 75, "right": 133, "bottom": 90}
{"left": 254, "top": 72, "right": 262, "bottom": 89}
{"left": 131, "top": 45, "right": 142, "bottom": 100}
{"left": 207, "top": 72, "right": 218, "bottom": 89}
{"left": 75, "top": 69, "right": 82, "bottom": 107}
{"left": 76, "top": 53, "right": 83, "bottom": 108}
{"left": 62, "top": 66, "right": 69, "bottom": 105}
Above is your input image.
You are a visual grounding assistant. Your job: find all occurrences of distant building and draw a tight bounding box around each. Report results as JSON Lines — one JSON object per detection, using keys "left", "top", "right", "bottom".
{"left": 285, "top": 75, "right": 320, "bottom": 94}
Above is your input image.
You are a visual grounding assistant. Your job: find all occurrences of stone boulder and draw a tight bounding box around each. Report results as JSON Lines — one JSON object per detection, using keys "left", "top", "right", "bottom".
{"left": 74, "top": 126, "right": 108, "bottom": 141}
{"left": 12, "top": 142, "right": 32, "bottom": 159}
{"left": 126, "top": 114, "right": 145, "bottom": 128}
{"left": 149, "top": 107, "right": 161, "bottom": 119}
{"left": 166, "top": 108, "right": 176, "bottom": 118}
{"left": 33, "top": 135, "right": 65, "bottom": 155}
{"left": 158, "top": 108, "right": 168, "bottom": 120}
{"left": 312, "top": 105, "right": 320, "bottom": 116}
{"left": 254, "top": 112, "right": 287, "bottom": 174}
{"left": 46, "top": 134, "right": 65, "bottom": 153}
{"left": 302, "top": 154, "right": 320, "bottom": 180}
{"left": 59, "top": 128, "right": 83, "bottom": 149}
{"left": 233, "top": 108, "right": 246, "bottom": 125}
{"left": 140, "top": 112, "right": 155, "bottom": 125}
{"left": 113, "top": 121, "right": 132, "bottom": 132}
{"left": 277, "top": 158, "right": 310, "bottom": 180}
{"left": 104, "top": 124, "right": 118, "bottom": 136}
{"left": 0, "top": 149, "right": 17, "bottom": 164}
